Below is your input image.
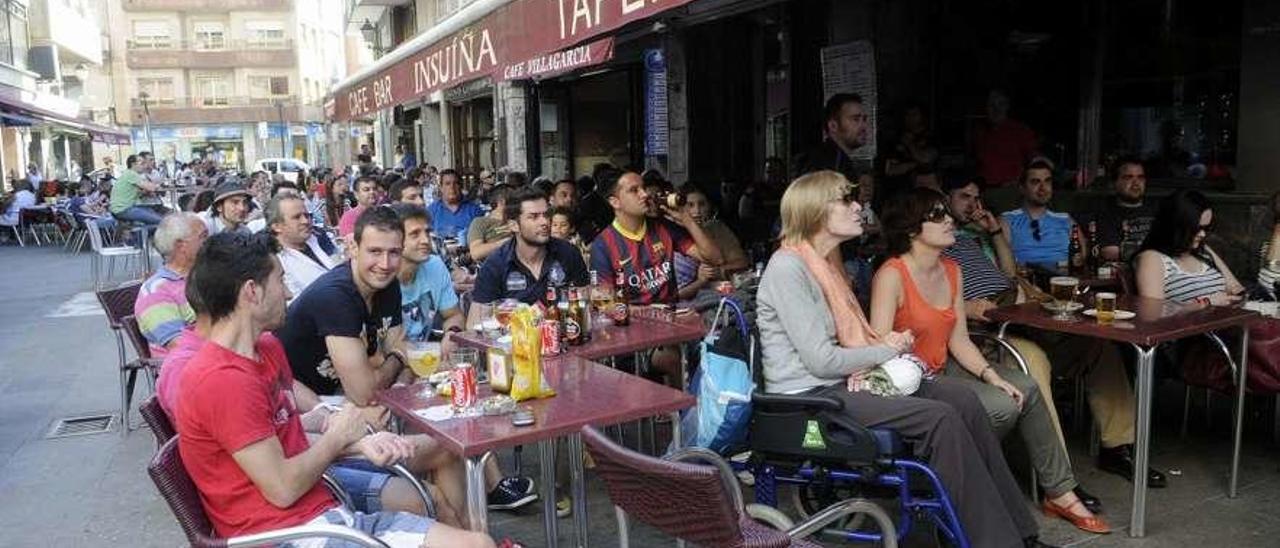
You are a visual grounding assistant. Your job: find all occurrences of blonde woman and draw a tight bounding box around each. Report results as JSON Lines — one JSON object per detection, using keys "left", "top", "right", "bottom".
{"left": 756, "top": 171, "right": 1049, "bottom": 548}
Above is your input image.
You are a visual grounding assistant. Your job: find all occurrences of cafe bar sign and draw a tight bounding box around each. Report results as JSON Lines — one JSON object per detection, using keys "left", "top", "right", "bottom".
{"left": 331, "top": 0, "right": 696, "bottom": 121}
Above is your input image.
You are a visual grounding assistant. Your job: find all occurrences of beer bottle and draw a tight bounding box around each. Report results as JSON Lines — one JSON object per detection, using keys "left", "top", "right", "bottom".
{"left": 650, "top": 189, "right": 686, "bottom": 210}
{"left": 577, "top": 285, "right": 593, "bottom": 342}
{"left": 544, "top": 286, "right": 560, "bottom": 324}
{"left": 1069, "top": 224, "right": 1084, "bottom": 274}
{"left": 613, "top": 269, "right": 630, "bottom": 326}
{"left": 565, "top": 288, "right": 584, "bottom": 346}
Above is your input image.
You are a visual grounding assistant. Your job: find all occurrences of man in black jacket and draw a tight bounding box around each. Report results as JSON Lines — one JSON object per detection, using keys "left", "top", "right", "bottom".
{"left": 795, "top": 92, "right": 869, "bottom": 183}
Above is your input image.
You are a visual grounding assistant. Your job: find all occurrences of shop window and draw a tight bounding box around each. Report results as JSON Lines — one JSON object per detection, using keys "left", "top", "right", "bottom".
{"left": 246, "top": 21, "right": 286, "bottom": 49}
{"left": 136, "top": 77, "right": 175, "bottom": 105}
{"left": 195, "top": 76, "right": 230, "bottom": 107}
{"left": 193, "top": 22, "right": 226, "bottom": 51}
{"left": 131, "top": 20, "right": 171, "bottom": 49}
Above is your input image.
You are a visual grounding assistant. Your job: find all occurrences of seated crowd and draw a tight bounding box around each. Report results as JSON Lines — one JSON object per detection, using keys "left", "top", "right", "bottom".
{"left": 122, "top": 94, "right": 1278, "bottom": 547}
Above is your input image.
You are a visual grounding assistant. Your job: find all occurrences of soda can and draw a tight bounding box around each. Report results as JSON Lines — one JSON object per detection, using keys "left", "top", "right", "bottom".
{"left": 540, "top": 319, "right": 561, "bottom": 356}
{"left": 450, "top": 363, "right": 477, "bottom": 409}
{"left": 716, "top": 281, "right": 734, "bottom": 296}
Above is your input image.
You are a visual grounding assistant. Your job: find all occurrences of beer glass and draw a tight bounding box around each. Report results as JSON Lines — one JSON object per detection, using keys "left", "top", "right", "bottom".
{"left": 1049, "top": 276, "right": 1080, "bottom": 320}
{"left": 1094, "top": 292, "right": 1117, "bottom": 324}
{"left": 405, "top": 340, "right": 442, "bottom": 378}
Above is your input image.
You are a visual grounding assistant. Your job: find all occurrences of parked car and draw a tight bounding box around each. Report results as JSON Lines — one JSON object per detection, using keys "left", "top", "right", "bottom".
{"left": 253, "top": 158, "right": 310, "bottom": 183}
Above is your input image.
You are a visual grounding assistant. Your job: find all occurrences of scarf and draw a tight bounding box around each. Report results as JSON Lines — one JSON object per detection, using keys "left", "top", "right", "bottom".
{"left": 781, "top": 241, "right": 879, "bottom": 347}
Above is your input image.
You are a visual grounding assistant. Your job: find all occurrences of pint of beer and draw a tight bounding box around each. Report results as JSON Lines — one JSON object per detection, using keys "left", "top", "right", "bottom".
{"left": 1049, "top": 276, "right": 1079, "bottom": 310}
{"left": 1095, "top": 292, "right": 1117, "bottom": 324}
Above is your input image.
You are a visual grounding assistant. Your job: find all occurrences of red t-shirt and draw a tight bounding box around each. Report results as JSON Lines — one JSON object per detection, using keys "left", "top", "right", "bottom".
{"left": 174, "top": 335, "right": 336, "bottom": 537}
{"left": 974, "top": 119, "right": 1037, "bottom": 187}
{"left": 338, "top": 205, "right": 367, "bottom": 237}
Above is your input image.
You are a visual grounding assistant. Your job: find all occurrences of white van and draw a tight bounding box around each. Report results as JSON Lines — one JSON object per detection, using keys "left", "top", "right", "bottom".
{"left": 253, "top": 158, "right": 310, "bottom": 182}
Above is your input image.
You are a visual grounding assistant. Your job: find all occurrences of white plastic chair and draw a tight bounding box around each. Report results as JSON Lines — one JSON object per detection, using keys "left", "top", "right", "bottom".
{"left": 86, "top": 218, "right": 143, "bottom": 289}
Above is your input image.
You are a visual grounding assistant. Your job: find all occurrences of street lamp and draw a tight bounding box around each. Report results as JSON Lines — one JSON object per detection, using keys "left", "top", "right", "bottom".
{"left": 138, "top": 91, "right": 154, "bottom": 154}
{"left": 276, "top": 99, "right": 287, "bottom": 158}
{"left": 360, "top": 19, "right": 383, "bottom": 56}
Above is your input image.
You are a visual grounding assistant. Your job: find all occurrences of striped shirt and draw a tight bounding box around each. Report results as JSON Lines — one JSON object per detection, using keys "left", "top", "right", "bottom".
{"left": 1154, "top": 251, "right": 1226, "bottom": 303}
{"left": 133, "top": 265, "right": 196, "bottom": 357}
{"left": 1002, "top": 208, "right": 1072, "bottom": 267}
{"left": 590, "top": 219, "right": 694, "bottom": 305}
{"left": 943, "top": 233, "right": 1013, "bottom": 301}
{"left": 1258, "top": 242, "right": 1279, "bottom": 299}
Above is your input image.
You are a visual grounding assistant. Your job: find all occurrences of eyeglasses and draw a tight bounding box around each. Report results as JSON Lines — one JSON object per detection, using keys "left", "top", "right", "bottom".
{"left": 839, "top": 183, "right": 861, "bottom": 205}
{"left": 923, "top": 202, "right": 952, "bottom": 224}
{"left": 1030, "top": 219, "right": 1042, "bottom": 241}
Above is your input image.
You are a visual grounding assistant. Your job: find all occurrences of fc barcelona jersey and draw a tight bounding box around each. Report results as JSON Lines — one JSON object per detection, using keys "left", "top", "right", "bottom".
{"left": 590, "top": 219, "right": 695, "bottom": 305}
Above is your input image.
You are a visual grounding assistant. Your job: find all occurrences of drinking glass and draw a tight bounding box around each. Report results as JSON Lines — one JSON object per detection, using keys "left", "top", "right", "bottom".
{"left": 449, "top": 347, "right": 479, "bottom": 369}
{"left": 1094, "top": 292, "right": 1117, "bottom": 324}
{"left": 1049, "top": 276, "right": 1080, "bottom": 320}
{"left": 405, "top": 340, "right": 441, "bottom": 378}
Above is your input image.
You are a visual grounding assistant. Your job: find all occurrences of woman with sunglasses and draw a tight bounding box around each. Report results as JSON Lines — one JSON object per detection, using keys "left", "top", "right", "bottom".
{"left": 870, "top": 187, "right": 1110, "bottom": 535}
{"left": 1134, "top": 189, "right": 1245, "bottom": 305}
{"left": 757, "top": 172, "right": 1053, "bottom": 548}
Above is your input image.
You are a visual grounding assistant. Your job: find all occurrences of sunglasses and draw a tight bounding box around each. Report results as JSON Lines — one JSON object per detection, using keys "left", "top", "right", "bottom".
{"left": 923, "top": 202, "right": 952, "bottom": 224}
{"left": 1030, "top": 219, "right": 1042, "bottom": 241}
{"left": 831, "top": 183, "right": 861, "bottom": 205}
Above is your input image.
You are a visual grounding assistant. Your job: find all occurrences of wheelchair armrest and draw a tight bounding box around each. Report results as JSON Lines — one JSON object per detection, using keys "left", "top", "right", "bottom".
{"left": 752, "top": 391, "right": 844, "bottom": 413}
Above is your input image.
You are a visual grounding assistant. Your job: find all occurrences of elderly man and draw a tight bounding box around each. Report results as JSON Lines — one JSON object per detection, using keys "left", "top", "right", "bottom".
{"left": 427, "top": 169, "right": 484, "bottom": 242}
{"left": 199, "top": 179, "right": 254, "bottom": 236}
{"left": 268, "top": 194, "right": 341, "bottom": 298}
{"left": 134, "top": 212, "right": 208, "bottom": 357}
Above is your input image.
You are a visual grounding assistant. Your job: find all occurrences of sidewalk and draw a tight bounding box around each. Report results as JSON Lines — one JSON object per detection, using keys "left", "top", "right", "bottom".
{"left": 0, "top": 244, "right": 1277, "bottom": 547}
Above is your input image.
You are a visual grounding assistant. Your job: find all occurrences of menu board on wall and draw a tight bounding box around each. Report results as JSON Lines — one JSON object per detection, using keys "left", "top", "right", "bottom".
{"left": 820, "top": 40, "right": 877, "bottom": 163}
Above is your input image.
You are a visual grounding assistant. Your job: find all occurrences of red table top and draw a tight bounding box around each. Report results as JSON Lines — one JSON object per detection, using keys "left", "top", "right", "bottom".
{"left": 454, "top": 307, "right": 706, "bottom": 361}
{"left": 987, "top": 295, "right": 1261, "bottom": 347}
{"left": 377, "top": 356, "right": 695, "bottom": 457}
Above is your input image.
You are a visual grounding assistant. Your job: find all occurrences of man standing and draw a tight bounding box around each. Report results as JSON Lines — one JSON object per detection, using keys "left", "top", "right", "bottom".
{"left": 590, "top": 171, "right": 723, "bottom": 305}
{"left": 134, "top": 212, "right": 208, "bottom": 356}
{"left": 796, "top": 93, "right": 869, "bottom": 184}
{"left": 200, "top": 179, "right": 254, "bottom": 236}
{"left": 277, "top": 207, "right": 536, "bottom": 514}
{"left": 268, "top": 194, "right": 341, "bottom": 298}
{"left": 338, "top": 175, "right": 379, "bottom": 238}
{"left": 175, "top": 231, "right": 492, "bottom": 547}
{"left": 468, "top": 187, "right": 589, "bottom": 326}
{"left": 110, "top": 152, "right": 164, "bottom": 226}
{"left": 391, "top": 204, "right": 465, "bottom": 345}
{"left": 999, "top": 160, "right": 1083, "bottom": 271}
{"left": 428, "top": 169, "right": 484, "bottom": 241}
{"left": 1094, "top": 157, "right": 1155, "bottom": 263}
{"left": 973, "top": 90, "right": 1038, "bottom": 187}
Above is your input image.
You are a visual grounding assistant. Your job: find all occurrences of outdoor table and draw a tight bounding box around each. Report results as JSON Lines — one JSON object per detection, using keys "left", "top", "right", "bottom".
{"left": 987, "top": 295, "right": 1261, "bottom": 537}
{"left": 453, "top": 307, "right": 705, "bottom": 362}
{"left": 377, "top": 356, "right": 695, "bottom": 547}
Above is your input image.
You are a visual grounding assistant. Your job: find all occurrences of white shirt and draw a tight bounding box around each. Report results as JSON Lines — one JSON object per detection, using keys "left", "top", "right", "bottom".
{"left": 2, "top": 190, "right": 37, "bottom": 225}
{"left": 279, "top": 234, "right": 340, "bottom": 298}
{"left": 198, "top": 210, "right": 253, "bottom": 236}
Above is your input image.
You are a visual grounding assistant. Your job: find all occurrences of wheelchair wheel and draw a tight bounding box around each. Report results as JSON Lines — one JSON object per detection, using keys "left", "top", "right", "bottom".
{"left": 789, "top": 482, "right": 870, "bottom": 531}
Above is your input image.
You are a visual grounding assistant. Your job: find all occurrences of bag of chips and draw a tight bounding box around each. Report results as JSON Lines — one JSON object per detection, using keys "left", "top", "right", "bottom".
{"left": 509, "top": 305, "right": 556, "bottom": 402}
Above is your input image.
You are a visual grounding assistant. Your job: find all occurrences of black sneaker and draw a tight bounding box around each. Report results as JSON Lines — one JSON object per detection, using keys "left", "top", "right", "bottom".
{"left": 488, "top": 476, "right": 538, "bottom": 510}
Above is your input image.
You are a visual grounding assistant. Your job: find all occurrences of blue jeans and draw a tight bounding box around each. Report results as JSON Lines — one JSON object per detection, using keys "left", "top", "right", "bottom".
{"left": 113, "top": 205, "right": 163, "bottom": 226}
{"left": 328, "top": 460, "right": 393, "bottom": 513}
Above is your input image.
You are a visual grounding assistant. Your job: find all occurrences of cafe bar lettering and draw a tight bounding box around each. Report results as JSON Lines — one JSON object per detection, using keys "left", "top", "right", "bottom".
{"left": 334, "top": 0, "right": 696, "bottom": 121}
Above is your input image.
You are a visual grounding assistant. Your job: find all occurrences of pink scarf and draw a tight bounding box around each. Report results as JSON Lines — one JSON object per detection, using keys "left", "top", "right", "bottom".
{"left": 781, "top": 241, "right": 880, "bottom": 348}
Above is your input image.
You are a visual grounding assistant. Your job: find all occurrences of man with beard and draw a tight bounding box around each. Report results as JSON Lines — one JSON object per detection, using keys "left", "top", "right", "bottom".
{"left": 468, "top": 186, "right": 589, "bottom": 325}
{"left": 796, "top": 93, "right": 869, "bottom": 184}
{"left": 200, "top": 179, "right": 254, "bottom": 236}
{"left": 1000, "top": 160, "right": 1084, "bottom": 271}
{"left": 1094, "top": 157, "right": 1155, "bottom": 263}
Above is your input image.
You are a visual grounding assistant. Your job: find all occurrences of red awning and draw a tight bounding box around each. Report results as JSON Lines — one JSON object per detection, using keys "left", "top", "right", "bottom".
{"left": 0, "top": 87, "right": 130, "bottom": 144}
{"left": 328, "top": 0, "right": 694, "bottom": 122}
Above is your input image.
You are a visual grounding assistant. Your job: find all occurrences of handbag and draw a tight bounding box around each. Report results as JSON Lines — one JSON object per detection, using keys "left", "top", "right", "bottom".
{"left": 1180, "top": 318, "right": 1280, "bottom": 395}
{"left": 679, "top": 297, "right": 755, "bottom": 454}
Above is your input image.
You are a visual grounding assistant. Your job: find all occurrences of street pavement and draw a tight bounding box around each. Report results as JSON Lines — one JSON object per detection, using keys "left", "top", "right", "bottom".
{"left": 1, "top": 243, "right": 1278, "bottom": 547}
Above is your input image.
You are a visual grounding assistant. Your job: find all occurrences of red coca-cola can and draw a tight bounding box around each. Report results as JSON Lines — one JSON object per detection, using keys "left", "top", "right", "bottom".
{"left": 450, "top": 363, "right": 477, "bottom": 409}
{"left": 540, "top": 319, "right": 561, "bottom": 356}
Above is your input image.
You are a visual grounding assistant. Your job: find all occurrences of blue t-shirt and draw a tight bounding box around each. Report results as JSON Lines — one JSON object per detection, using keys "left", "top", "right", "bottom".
{"left": 472, "top": 237, "right": 590, "bottom": 305}
{"left": 400, "top": 255, "right": 459, "bottom": 341}
{"left": 1002, "top": 208, "right": 1072, "bottom": 268}
{"left": 427, "top": 200, "right": 485, "bottom": 241}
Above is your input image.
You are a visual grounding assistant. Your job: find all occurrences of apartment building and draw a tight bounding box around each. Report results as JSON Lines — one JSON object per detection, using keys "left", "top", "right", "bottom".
{"left": 109, "top": 0, "right": 347, "bottom": 171}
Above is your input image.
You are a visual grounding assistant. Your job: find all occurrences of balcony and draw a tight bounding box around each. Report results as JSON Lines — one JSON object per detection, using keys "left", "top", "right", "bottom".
{"left": 122, "top": 0, "right": 291, "bottom": 11}
{"left": 129, "top": 96, "right": 325, "bottom": 125}
{"left": 126, "top": 40, "right": 295, "bottom": 69}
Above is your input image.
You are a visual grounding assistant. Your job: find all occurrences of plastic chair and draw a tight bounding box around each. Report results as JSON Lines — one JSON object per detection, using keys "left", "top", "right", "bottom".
{"left": 86, "top": 218, "right": 143, "bottom": 289}
{"left": 148, "top": 437, "right": 392, "bottom": 548}
{"left": 581, "top": 425, "right": 895, "bottom": 548}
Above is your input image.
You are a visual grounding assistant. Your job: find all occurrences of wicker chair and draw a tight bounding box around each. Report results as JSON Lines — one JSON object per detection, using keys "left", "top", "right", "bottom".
{"left": 140, "top": 395, "right": 175, "bottom": 448}
{"left": 148, "top": 437, "right": 390, "bottom": 548}
{"left": 581, "top": 425, "right": 895, "bottom": 548}
{"left": 96, "top": 282, "right": 156, "bottom": 436}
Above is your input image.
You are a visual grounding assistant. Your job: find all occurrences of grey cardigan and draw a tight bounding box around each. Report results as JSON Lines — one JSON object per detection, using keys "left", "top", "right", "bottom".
{"left": 757, "top": 252, "right": 898, "bottom": 394}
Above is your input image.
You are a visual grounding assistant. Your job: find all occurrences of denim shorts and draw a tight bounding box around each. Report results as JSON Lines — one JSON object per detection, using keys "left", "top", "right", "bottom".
{"left": 327, "top": 459, "right": 392, "bottom": 514}
{"left": 286, "top": 507, "right": 432, "bottom": 548}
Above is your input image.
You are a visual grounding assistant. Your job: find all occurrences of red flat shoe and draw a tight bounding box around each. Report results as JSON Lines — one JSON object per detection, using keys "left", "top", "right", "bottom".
{"left": 1042, "top": 498, "right": 1111, "bottom": 534}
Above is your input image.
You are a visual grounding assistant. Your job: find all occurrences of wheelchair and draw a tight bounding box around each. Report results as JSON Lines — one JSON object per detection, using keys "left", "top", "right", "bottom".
{"left": 692, "top": 290, "right": 970, "bottom": 547}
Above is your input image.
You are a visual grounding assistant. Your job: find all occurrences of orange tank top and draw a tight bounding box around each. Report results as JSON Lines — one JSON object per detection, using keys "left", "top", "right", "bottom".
{"left": 886, "top": 257, "right": 958, "bottom": 375}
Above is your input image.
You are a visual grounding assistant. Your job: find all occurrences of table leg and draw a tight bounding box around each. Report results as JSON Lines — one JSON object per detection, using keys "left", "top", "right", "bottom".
{"left": 1128, "top": 344, "right": 1158, "bottom": 537}
{"left": 568, "top": 433, "right": 590, "bottom": 547}
{"left": 464, "top": 456, "right": 488, "bottom": 533}
{"left": 634, "top": 350, "right": 649, "bottom": 452}
{"left": 1230, "top": 327, "right": 1250, "bottom": 497}
{"left": 538, "top": 440, "right": 559, "bottom": 547}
